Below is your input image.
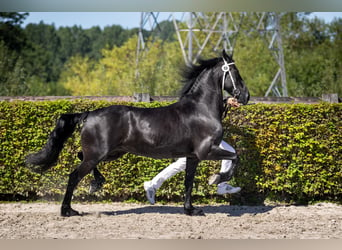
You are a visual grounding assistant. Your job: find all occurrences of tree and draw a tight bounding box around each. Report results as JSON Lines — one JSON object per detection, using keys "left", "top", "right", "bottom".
{"left": 0, "top": 13, "right": 29, "bottom": 95}
{"left": 282, "top": 14, "right": 342, "bottom": 97}
{"left": 233, "top": 32, "right": 278, "bottom": 97}
{"left": 102, "top": 25, "right": 130, "bottom": 48}
{"left": 57, "top": 25, "right": 91, "bottom": 62}
{"left": 59, "top": 36, "right": 184, "bottom": 96}
{"left": 234, "top": 12, "right": 342, "bottom": 97}
{"left": 2, "top": 12, "right": 339, "bottom": 98}
{"left": 0, "top": 41, "right": 27, "bottom": 95}
{"left": 84, "top": 26, "right": 103, "bottom": 60}
{"left": 60, "top": 55, "right": 100, "bottom": 95}
{"left": 24, "top": 22, "right": 61, "bottom": 82}
{"left": 152, "top": 20, "right": 177, "bottom": 42}
{"left": 328, "top": 18, "right": 342, "bottom": 95}
{"left": 0, "top": 12, "right": 28, "bottom": 52}
{"left": 60, "top": 36, "right": 141, "bottom": 96}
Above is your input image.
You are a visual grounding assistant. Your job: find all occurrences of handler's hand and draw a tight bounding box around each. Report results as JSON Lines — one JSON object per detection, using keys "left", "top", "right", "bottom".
{"left": 227, "top": 98, "right": 240, "bottom": 107}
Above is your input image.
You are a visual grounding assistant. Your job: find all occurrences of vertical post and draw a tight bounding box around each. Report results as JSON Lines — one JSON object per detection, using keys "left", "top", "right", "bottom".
{"left": 275, "top": 13, "right": 288, "bottom": 97}
{"left": 134, "top": 93, "right": 151, "bottom": 102}
{"left": 188, "top": 12, "right": 193, "bottom": 64}
{"left": 322, "top": 93, "right": 339, "bottom": 103}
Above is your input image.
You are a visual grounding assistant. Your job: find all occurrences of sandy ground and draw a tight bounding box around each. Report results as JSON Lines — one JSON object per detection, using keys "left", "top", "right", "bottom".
{"left": 0, "top": 202, "right": 341, "bottom": 239}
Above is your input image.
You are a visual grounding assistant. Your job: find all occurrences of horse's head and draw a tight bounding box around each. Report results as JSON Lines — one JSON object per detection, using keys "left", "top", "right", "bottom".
{"left": 220, "top": 50, "right": 250, "bottom": 105}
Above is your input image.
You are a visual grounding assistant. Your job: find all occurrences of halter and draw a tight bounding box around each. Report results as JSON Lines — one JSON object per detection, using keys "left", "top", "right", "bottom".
{"left": 221, "top": 58, "right": 240, "bottom": 98}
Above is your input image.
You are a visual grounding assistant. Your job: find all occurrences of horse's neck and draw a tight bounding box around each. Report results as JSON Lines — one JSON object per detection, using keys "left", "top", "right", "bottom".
{"left": 202, "top": 88, "right": 224, "bottom": 119}
{"left": 189, "top": 70, "right": 224, "bottom": 119}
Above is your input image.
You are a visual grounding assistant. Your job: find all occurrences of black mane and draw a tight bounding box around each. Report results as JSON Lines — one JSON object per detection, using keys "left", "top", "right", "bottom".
{"left": 180, "top": 57, "right": 221, "bottom": 98}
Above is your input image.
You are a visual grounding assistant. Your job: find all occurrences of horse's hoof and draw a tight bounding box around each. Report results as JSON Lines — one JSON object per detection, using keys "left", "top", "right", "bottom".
{"left": 61, "top": 207, "right": 81, "bottom": 217}
{"left": 208, "top": 173, "right": 221, "bottom": 185}
{"left": 184, "top": 207, "right": 205, "bottom": 216}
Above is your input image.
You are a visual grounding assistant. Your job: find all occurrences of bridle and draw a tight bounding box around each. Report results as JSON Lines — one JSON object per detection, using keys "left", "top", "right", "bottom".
{"left": 221, "top": 57, "right": 242, "bottom": 119}
{"left": 221, "top": 58, "right": 241, "bottom": 98}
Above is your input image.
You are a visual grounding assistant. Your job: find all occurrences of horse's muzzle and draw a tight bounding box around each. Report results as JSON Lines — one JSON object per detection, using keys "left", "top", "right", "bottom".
{"left": 237, "top": 89, "right": 250, "bottom": 105}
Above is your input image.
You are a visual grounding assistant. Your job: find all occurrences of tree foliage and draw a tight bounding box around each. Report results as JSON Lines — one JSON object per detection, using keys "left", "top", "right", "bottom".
{"left": 282, "top": 14, "right": 342, "bottom": 97}
{"left": 60, "top": 36, "right": 183, "bottom": 96}
{"left": 0, "top": 41, "right": 27, "bottom": 95}
{"left": 0, "top": 12, "right": 28, "bottom": 52}
{"left": 0, "top": 12, "right": 341, "bottom": 98}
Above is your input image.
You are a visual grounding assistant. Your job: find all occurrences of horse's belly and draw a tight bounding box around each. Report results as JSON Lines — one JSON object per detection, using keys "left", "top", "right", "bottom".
{"left": 119, "top": 139, "right": 193, "bottom": 159}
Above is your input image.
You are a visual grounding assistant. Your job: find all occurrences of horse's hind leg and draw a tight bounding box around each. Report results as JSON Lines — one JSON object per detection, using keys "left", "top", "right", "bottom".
{"left": 61, "top": 160, "right": 97, "bottom": 217}
{"left": 88, "top": 151, "right": 126, "bottom": 193}
{"left": 89, "top": 168, "right": 106, "bottom": 194}
{"left": 77, "top": 151, "right": 106, "bottom": 193}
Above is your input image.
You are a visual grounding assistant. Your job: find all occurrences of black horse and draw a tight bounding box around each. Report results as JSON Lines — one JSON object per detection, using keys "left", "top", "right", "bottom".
{"left": 26, "top": 50, "right": 249, "bottom": 216}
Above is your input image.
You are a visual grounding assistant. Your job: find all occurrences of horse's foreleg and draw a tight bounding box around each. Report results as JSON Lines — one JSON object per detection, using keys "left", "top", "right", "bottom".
{"left": 61, "top": 160, "right": 96, "bottom": 217}
{"left": 183, "top": 157, "right": 205, "bottom": 216}
{"left": 205, "top": 145, "right": 237, "bottom": 160}
{"left": 205, "top": 145, "right": 238, "bottom": 184}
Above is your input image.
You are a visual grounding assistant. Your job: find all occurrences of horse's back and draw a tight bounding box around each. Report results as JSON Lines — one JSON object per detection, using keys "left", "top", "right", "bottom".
{"left": 80, "top": 103, "right": 196, "bottom": 159}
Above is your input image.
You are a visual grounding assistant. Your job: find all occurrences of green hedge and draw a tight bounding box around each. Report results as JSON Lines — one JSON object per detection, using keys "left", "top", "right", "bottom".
{"left": 0, "top": 100, "right": 341, "bottom": 205}
{"left": 225, "top": 103, "right": 341, "bottom": 204}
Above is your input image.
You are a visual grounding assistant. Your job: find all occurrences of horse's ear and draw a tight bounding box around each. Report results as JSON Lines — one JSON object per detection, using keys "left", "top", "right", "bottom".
{"left": 222, "top": 49, "right": 232, "bottom": 61}
{"left": 222, "top": 49, "right": 228, "bottom": 59}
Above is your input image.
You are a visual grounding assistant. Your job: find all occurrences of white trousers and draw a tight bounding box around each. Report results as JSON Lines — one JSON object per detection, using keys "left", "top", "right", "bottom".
{"left": 150, "top": 140, "right": 236, "bottom": 189}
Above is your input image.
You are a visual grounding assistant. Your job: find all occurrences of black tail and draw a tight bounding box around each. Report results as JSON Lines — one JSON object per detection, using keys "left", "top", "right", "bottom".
{"left": 26, "top": 112, "right": 88, "bottom": 173}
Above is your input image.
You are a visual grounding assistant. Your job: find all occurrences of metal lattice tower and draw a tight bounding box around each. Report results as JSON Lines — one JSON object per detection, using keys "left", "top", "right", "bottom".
{"left": 255, "top": 12, "right": 288, "bottom": 97}
{"left": 172, "top": 12, "right": 245, "bottom": 65}
{"left": 137, "top": 12, "right": 288, "bottom": 97}
{"left": 135, "top": 12, "right": 172, "bottom": 91}
{"left": 137, "top": 12, "right": 165, "bottom": 53}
